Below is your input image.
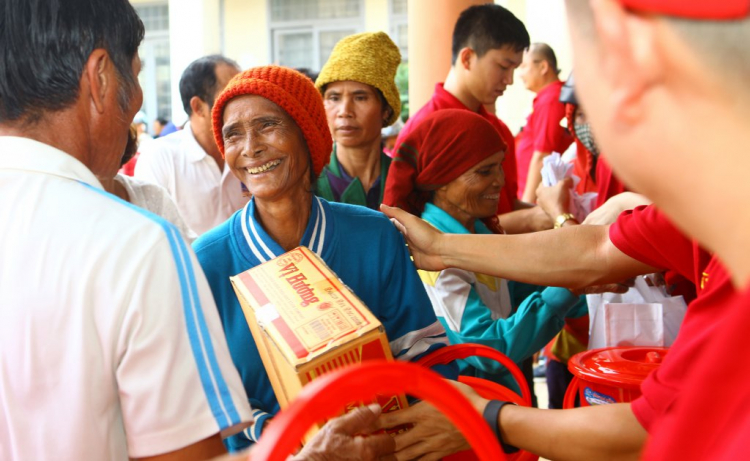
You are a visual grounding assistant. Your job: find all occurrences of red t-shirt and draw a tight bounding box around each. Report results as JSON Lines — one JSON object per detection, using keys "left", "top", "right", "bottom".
{"left": 595, "top": 156, "right": 627, "bottom": 208}
{"left": 396, "top": 83, "right": 518, "bottom": 214}
{"left": 609, "top": 205, "right": 735, "bottom": 433}
{"left": 643, "top": 286, "right": 749, "bottom": 460}
{"left": 515, "top": 80, "right": 573, "bottom": 198}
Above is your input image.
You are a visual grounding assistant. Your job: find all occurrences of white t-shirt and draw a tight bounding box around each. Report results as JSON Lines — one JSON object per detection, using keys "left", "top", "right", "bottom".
{"left": 115, "top": 173, "right": 197, "bottom": 243}
{"left": 134, "top": 124, "right": 249, "bottom": 236}
{"left": 0, "top": 137, "right": 252, "bottom": 460}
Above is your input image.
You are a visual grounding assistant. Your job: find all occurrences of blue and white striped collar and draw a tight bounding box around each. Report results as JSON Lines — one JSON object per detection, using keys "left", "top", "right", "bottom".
{"left": 239, "top": 195, "right": 330, "bottom": 264}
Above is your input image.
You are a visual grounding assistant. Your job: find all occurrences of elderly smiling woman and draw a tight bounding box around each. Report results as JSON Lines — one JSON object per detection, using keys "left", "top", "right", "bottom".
{"left": 383, "top": 109, "right": 587, "bottom": 398}
{"left": 192, "top": 66, "right": 455, "bottom": 453}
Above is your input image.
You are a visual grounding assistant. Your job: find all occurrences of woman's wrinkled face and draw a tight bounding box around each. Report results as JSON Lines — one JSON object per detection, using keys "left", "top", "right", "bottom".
{"left": 323, "top": 81, "right": 388, "bottom": 149}
{"left": 222, "top": 95, "right": 311, "bottom": 201}
{"left": 434, "top": 152, "right": 505, "bottom": 222}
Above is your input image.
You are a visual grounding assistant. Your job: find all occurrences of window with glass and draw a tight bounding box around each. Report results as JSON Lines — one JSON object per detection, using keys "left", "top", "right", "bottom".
{"left": 134, "top": 3, "right": 172, "bottom": 125}
{"left": 389, "top": 0, "right": 408, "bottom": 60}
{"left": 269, "top": 0, "right": 364, "bottom": 72}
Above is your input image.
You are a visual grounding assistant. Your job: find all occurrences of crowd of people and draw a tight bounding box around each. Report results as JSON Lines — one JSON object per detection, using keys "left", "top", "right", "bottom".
{"left": 1, "top": 0, "right": 748, "bottom": 460}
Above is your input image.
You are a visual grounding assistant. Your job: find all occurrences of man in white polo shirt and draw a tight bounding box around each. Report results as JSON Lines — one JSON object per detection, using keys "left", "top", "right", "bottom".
{"left": 0, "top": 1, "right": 253, "bottom": 459}
{"left": 136, "top": 55, "right": 247, "bottom": 236}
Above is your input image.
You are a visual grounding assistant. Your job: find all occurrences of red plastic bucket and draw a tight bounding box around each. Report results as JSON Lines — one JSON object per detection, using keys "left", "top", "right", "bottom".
{"left": 564, "top": 347, "right": 668, "bottom": 408}
{"left": 252, "top": 360, "right": 506, "bottom": 461}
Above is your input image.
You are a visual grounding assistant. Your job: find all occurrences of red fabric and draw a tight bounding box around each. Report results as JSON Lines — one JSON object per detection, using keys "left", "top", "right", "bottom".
{"left": 211, "top": 66, "right": 333, "bottom": 176}
{"left": 609, "top": 205, "right": 735, "bottom": 433}
{"left": 515, "top": 80, "right": 573, "bottom": 199}
{"left": 594, "top": 157, "right": 628, "bottom": 208}
{"left": 564, "top": 104, "right": 597, "bottom": 195}
{"left": 395, "top": 83, "right": 518, "bottom": 214}
{"left": 572, "top": 139, "right": 598, "bottom": 195}
{"left": 383, "top": 109, "right": 505, "bottom": 216}
{"left": 643, "top": 287, "right": 750, "bottom": 460}
{"left": 619, "top": 0, "right": 749, "bottom": 19}
{"left": 119, "top": 151, "right": 140, "bottom": 177}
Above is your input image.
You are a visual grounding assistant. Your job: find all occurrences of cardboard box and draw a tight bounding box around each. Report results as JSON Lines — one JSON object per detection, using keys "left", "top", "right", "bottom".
{"left": 230, "top": 246, "right": 409, "bottom": 440}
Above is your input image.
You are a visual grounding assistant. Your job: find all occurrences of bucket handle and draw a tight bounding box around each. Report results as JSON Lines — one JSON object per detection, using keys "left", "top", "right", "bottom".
{"left": 417, "top": 343, "right": 532, "bottom": 406}
{"left": 252, "top": 360, "right": 506, "bottom": 461}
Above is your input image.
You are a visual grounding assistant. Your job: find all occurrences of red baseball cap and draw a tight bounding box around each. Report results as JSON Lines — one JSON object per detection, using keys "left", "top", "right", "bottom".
{"left": 620, "top": 0, "right": 749, "bottom": 20}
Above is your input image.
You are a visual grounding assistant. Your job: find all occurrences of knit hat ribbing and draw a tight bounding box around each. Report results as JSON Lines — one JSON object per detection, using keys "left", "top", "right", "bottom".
{"left": 315, "top": 32, "right": 402, "bottom": 126}
{"left": 212, "top": 65, "right": 333, "bottom": 176}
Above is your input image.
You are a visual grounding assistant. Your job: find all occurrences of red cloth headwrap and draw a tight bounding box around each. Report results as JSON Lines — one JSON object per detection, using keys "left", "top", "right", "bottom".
{"left": 383, "top": 109, "right": 506, "bottom": 232}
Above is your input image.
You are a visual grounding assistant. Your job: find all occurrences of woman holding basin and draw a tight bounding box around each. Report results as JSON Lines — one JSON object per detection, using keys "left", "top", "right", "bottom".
{"left": 383, "top": 109, "right": 588, "bottom": 394}
{"left": 192, "top": 66, "right": 456, "bottom": 453}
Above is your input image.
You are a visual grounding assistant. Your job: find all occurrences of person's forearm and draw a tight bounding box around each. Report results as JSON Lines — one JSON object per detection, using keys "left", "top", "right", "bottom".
{"left": 500, "top": 403, "right": 646, "bottom": 461}
{"left": 440, "top": 225, "right": 625, "bottom": 288}
{"left": 498, "top": 206, "right": 553, "bottom": 234}
{"left": 521, "top": 150, "right": 550, "bottom": 203}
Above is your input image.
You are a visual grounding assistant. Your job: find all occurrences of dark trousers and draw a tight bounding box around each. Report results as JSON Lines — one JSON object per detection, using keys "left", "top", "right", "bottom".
{"left": 546, "top": 359, "right": 574, "bottom": 409}
{"left": 520, "top": 356, "right": 538, "bottom": 408}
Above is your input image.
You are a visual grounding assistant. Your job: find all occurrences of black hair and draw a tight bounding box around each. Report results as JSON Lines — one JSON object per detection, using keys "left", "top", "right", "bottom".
{"left": 295, "top": 68, "right": 319, "bottom": 82}
{"left": 451, "top": 3, "right": 530, "bottom": 64}
{"left": 531, "top": 42, "right": 560, "bottom": 76}
{"left": 155, "top": 117, "right": 168, "bottom": 125}
{"left": 0, "top": 0, "right": 144, "bottom": 124}
{"left": 179, "top": 55, "right": 240, "bottom": 116}
{"left": 120, "top": 124, "right": 139, "bottom": 166}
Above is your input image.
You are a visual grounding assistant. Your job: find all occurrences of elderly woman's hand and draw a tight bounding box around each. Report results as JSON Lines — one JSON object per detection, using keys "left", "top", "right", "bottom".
{"left": 293, "top": 404, "right": 396, "bottom": 461}
{"left": 380, "top": 205, "right": 448, "bottom": 271}
{"left": 535, "top": 177, "right": 574, "bottom": 220}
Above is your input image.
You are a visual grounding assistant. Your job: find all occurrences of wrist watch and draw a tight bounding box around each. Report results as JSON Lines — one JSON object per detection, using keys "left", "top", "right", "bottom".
{"left": 482, "top": 400, "right": 520, "bottom": 454}
{"left": 554, "top": 212, "right": 576, "bottom": 229}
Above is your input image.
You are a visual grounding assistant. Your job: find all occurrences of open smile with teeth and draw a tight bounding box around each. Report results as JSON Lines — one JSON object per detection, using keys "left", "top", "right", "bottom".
{"left": 247, "top": 159, "right": 281, "bottom": 175}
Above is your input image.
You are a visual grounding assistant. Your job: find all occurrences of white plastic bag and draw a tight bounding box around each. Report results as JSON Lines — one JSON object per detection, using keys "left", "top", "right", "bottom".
{"left": 540, "top": 152, "right": 598, "bottom": 222}
{"left": 587, "top": 276, "right": 687, "bottom": 349}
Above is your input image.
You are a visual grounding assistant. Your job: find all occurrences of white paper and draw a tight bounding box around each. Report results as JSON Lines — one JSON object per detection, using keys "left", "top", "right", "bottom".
{"left": 540, "top": 152, "right": 598, "bottom": 222}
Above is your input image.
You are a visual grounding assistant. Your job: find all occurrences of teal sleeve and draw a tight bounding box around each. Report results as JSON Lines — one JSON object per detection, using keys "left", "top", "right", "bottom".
{"left": 451, "top": 285, "right": 580, "bottom": 377}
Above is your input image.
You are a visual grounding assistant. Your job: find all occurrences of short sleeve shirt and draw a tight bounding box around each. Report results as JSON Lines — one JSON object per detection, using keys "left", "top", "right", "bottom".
{"left": 0, "top": 137, "right": 252, "bottom": 460}
{"left": 609, "top": 205, "right": 734, "bottom": 433}
{"left": 643, "top": 287, "right": 750, "bottom": 460}
{"left": 134, "top": 124, "right": 249, "bottom": 236}
{"left": 515, "top": 80, "right": 573, "bottom": 196}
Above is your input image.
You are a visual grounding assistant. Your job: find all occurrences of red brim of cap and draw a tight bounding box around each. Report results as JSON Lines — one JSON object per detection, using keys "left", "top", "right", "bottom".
{"left": 620, "top": 0, "right": 749, "bottom": 20}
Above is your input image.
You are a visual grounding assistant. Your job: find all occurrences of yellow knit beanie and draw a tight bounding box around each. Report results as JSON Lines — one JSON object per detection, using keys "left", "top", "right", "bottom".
{"left": 315, "top": 31, "right": 402, "bottom": 126}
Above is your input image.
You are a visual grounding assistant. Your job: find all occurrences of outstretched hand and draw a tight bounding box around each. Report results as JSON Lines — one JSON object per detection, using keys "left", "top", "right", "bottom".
{"left": 294, "top": 404, "right": 396, "bottom": 461}
{"left": 536, "top": 177, "right": 574, "bottom": 219}
{"left": 380, "top": 204, "right": 448, "bottom": 271}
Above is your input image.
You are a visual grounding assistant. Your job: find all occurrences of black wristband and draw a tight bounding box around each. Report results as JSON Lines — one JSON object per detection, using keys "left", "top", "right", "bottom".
{"left": 482, "top": 400, "right": 520, "bottom": 454}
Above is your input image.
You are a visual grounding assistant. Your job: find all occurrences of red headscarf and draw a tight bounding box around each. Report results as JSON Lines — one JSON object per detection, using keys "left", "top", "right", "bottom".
{"left": 383, "top": 109, "right": 507, "bottom": 233}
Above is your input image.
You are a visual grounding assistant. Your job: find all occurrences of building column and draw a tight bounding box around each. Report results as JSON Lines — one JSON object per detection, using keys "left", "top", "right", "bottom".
{"left": 407, "top": 0, "right": 486, "bottom": 115}
{"left": 167, "top": 0, "right": 222, "bottom": 125}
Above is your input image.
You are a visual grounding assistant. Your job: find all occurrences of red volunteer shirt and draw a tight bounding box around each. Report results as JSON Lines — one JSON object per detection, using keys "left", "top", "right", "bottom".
{"left": 644, "top": 286, "right": 750, "bottom": 460}
{"left": 515, "top": 80, "right": 573, "bottom": 198}
{"left": 595, "top": 156, "right": 627, "bottom": 208}
{"left": 395, "top": 83, "right": 518, "bottom": 215}
{"left": 609, "top": 205, "right": 734, "bottom": 432}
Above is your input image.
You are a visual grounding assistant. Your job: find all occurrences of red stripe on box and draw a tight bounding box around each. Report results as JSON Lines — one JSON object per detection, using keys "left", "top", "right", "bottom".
{"left": 271, "top": 317, "right": 308, "bottom": 359}
{"left": 299, "top": 249, "right": 372, "bottom": 327}
{"left": 238, "top": 271, "right": 270, "bottom": 306}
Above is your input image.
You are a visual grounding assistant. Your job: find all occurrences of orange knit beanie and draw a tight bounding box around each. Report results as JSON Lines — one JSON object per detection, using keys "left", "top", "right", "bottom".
{"left": 212, "top": 65, "right": 333, "bottom": 176}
